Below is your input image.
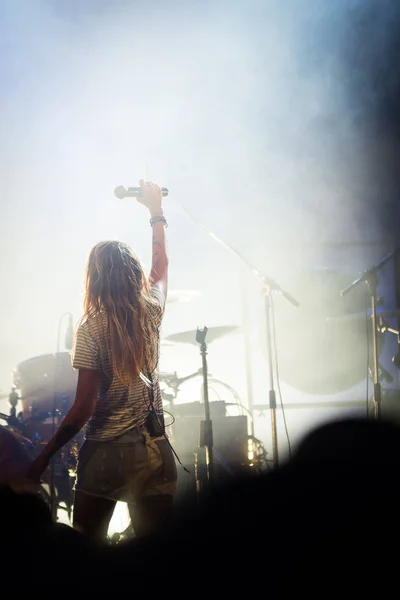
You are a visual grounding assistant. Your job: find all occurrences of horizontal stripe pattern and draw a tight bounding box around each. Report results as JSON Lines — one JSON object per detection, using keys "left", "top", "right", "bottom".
{"left": 72, "top": 287, "right": 164, "bottom": 441}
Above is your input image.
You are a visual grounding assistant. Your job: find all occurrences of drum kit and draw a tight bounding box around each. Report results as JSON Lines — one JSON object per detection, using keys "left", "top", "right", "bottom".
{"left": 0, "top": 289, "right": 243, "bottom": 521}
{"left": 0, "top": 353, "right": 83, "bottom": 518}
{"left": 2, "top": 260, "right": 400, "bottom": 520}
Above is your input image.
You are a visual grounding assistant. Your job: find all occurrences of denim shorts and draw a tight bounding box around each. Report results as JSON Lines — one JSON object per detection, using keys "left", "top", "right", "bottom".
{"left": 74, "top": 428, "right": 177, "bottom": 504}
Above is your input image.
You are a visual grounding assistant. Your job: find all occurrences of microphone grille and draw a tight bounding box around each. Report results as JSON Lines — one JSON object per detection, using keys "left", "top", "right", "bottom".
{"left": 114, "top": 185, "right": 126, "bottom": 199}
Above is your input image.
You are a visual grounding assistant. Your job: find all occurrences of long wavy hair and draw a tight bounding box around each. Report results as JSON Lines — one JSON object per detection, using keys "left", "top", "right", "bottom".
{"left": 81, "top": 240, "right": 161, "bottom": 387}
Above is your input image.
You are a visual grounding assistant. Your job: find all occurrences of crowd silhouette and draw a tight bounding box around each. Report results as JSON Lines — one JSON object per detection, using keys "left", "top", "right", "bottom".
{"left": 2, "top": 415, "right": 400, "bottom": 597}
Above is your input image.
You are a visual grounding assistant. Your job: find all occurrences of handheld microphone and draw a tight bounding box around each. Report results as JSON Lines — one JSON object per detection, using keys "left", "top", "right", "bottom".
{"left": 65, "top": 314, "right": 74, "bottom": 351}
{"left": 114, "top": 185, "right": 169, "bottom": 199}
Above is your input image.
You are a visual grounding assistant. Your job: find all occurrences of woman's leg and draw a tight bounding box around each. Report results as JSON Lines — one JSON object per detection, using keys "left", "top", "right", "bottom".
{"left": 128, "top": 436, "right": 177, "bottom": 538}
{"left": 73, "top": 491, "right": 116, "bottom": 540}
{"left": 128, "top": 494, "right": 174, "bottom": 538}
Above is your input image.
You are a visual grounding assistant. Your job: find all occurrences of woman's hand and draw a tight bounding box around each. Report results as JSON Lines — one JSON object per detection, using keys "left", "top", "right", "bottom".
{"left": 137, "top": 180, "right": 163, "bottom": 216}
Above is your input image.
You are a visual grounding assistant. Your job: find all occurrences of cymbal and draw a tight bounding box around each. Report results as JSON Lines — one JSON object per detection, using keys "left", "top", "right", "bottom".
{"left": 164, "top": 325, "right": 241, "bottom": 345}
{"left": 166, "top": 290, "right": 200, "bottom": 304}
{"left": 160, "top": 339, "right": 176, "bottom": 346}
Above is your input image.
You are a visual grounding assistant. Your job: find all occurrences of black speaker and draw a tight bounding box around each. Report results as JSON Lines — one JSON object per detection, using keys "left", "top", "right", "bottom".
{"left": 169, "top": 411, "right": 250, "bottom": 508}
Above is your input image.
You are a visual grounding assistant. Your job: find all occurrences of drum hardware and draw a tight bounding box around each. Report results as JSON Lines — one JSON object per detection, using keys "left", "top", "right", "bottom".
{"left": 341, "top": 246, "right": 400, "bottom": 420}
{"left": 160, "top": 368, "right": 205, "bottom": 404}
{"left": 161, "top": 390, "right": 175, "bottom": 404}
{"left": 0, "top": 414, "right": 34, "bottom": 448}
{"left": 393, "top": 351, "right": 400, "bottom": 371}
{"left": 0, "top": 388, "right": 30, "bottom": 437}
{"left": 319, "top": 309, "right": 394, "bottom": 387}
{"left": 377, "top": 316, "right": 399, "bottom": 337}
{"left": 376, "top": 315, "right": 400, "bottom": 370}
{"left": 8, "top": 387, "right": 19, "bottom": 417}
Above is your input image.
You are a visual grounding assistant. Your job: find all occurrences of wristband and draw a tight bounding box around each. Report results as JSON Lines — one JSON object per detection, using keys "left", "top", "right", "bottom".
{"left": 150, "top": 215, "right": 168, "bottom": 228}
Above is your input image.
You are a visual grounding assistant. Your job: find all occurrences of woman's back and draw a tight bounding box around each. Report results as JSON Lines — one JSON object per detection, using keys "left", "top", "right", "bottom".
{"left": 73, "top": 288, "right": 163, "bottom": 441}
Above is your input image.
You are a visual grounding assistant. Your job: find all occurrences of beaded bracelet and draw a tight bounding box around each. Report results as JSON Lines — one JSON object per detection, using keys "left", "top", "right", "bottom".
{"left": 150, "top": 215, "right": 168, "bottom": 228}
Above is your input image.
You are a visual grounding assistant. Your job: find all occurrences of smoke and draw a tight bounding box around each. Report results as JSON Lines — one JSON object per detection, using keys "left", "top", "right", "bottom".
{"left": 0, "top": 0, "right": 398, "bottom": 423}
{"left": 340, "top": 0, "right": 400, "bottom": 234}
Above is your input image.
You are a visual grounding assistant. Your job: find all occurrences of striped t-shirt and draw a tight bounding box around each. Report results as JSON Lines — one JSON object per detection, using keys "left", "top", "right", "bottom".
{"left": 72, "top": 287, "right": 164, "bottom": 441}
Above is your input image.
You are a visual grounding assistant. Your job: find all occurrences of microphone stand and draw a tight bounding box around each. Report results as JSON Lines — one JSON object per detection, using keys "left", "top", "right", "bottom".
{"left": 260, "top": 281, "right": 299, "bottom": 468}
{"left": 195, "top": 327, "right": 215, "bottom": 494}
{"left": 176, "top": 205, "right": 299, "bottom": 469}
{"left": 340, "top": 247, "right": 400, "bottom": 421}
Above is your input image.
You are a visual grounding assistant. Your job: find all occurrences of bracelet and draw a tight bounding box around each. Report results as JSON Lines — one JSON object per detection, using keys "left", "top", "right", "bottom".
{"left": 150, "top": 215, "right": 168, "bottom": 228}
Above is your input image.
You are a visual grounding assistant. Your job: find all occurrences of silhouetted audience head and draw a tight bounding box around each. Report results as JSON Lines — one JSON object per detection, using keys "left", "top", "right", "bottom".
{"left": 292, "top": 416, "right": 400, "bottom": 467}
{"left": 2, "top": 416, "right": 400, "bottom": 596}
{"left": 0, "top": 483, "right": 52, "bottom": 537}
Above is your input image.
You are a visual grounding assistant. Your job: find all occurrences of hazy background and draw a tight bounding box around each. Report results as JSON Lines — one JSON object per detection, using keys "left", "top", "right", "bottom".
{"left": 1, "top": 0, "right": 400, "bottom": 459}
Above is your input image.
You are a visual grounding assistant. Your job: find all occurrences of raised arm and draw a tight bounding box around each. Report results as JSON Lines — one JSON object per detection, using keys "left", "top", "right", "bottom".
{"left": 138, "top": 180, "right": 168, "bottom": 302}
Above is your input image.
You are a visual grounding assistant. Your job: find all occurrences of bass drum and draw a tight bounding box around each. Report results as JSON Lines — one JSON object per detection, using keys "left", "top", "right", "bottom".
{"left": 270, "top": 267, "right": 385, "bottom": 395}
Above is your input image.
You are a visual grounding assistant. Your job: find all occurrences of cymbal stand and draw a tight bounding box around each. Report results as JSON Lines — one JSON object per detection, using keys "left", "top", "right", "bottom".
{"left": 195, "top": 326, "right": 215, "bottom": 491}
{"left": 340, "top": 248, "right": 400, "bottom": 420}
{"left": 175, "top": 204, "right": 299, "bottom": 469}
{"left": 377, "top": 316, "right": 400, "bottom": 374}
{"left": 0, "top": 388, "right": 21, "bottom": 429}
{"left": 262, "top": 286, "right": 279, "bottom": 467}
{"left": 8, "top": 387, "right": 20, "bottom": 426}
